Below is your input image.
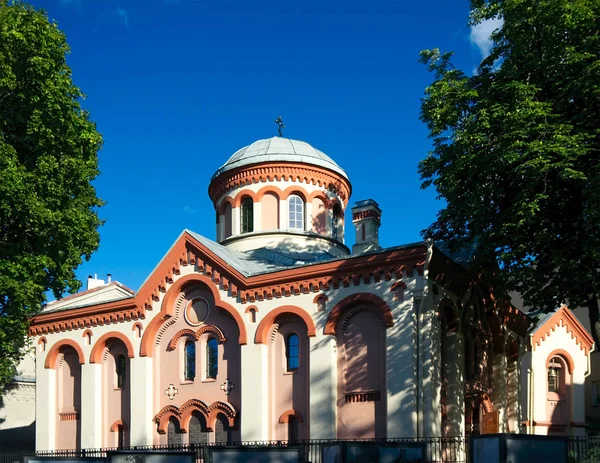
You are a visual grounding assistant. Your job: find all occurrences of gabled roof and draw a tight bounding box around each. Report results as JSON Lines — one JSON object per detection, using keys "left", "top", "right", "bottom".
{"left": 530, "top": 305, "right": 594, "bottom": 355}
{"left": 29, "top": 229, "right": 428, "bottom": 336}
{"left": 43, "top": 281, "right": 134, "bottom": 313}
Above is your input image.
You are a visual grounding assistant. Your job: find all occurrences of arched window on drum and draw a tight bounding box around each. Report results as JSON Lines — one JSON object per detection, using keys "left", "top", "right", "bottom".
{"left": 288, "top": 195, "right": 304, "bottom": 230}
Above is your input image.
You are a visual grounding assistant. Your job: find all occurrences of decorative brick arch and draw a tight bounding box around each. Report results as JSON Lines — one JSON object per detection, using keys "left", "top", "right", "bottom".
{"left": 217, "top": 197, "right": 235, "bottom": 216}
{"left": 232, "top": 189, "right": 259, "bottom": 208}
{"left": 547, "top": 349, "right": 575, "bottom": 374}
{"left": 44, "top": 339, "right": 86, "bottom": 369}
{"left": 179, "top": 399, "right": 211, "bottom": 432}
{"left": 154, "top": 406, "right": 182, "bottom": 435}
{"left": 245, "top": 305, "right": 259, "bottom": 314}
{"left": 110, "top": 420, "right": 128, "bottom": 432}
{"left": 324, "top": 293, "right": 393, "bottom": 336}
{"left": 254, "top": 305, "right": 317, "bottom": 344}
{"left": 89, "top": 331, "right": 135, "bottom": 364}
{"left": 140, "top": 274, "right": 247, "bottom": 357}
{"left": 278, "top": 409, "right": 304, "bottom": 424}
{"left": 281, "top": 186, "right": 307, "bottom": 201}
{"left": 206, "top": 401, "right": 237, "bottom": 429}
{"left": 132, "top": 322, "right": 143, "bottom": 333}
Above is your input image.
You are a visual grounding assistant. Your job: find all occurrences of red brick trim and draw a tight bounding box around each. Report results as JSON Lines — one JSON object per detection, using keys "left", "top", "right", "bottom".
{"left": 324, "top": 293, "right": 393, "bottom": 336}
{"left": 254, "top": 305, "right": 317, "bottom": 344}
{"left": 278, "top": 409, "right": 304, "bottom": 424}
{"left": 89, "top": 331, "right": 135, "bottom": 364}
{"left": 45, "top": 339, "right": 85, "bottom": 369}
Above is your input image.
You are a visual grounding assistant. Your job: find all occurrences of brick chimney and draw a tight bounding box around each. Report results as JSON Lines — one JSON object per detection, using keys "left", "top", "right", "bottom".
{"left": 351, "top": 199, "right": 382, "bottom": 254}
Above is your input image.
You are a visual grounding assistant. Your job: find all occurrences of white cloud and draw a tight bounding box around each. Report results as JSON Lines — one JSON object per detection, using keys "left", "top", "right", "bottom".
{"left": 470, "top": 17, "right": 503, "bottom": 58}
{"left": 116, "top": 5, "right": 129, "bottom": 27}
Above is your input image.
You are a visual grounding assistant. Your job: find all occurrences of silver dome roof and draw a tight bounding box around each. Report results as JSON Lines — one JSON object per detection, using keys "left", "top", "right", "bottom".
{"left": 211, "top": 137, "right": 348, "bottom": 181}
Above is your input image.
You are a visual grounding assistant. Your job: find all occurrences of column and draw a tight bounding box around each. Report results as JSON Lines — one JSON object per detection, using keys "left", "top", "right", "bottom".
{"left": 387, "top": 297, "right": 418, "bottom": 437}
{"left": 240, "top": 342, "right": 268, "bottom": 441}
{"left": 129, "top": 356, "right": 154, "bottom": 445}
{"left": 420, "top": 297, "right": 442, "bottom": 437}
{"left": 305, "top": 202, "right": 313, "bottom": 232}
{"left": 492, "top": 353, "right": 508, "bottom": 432}
{"left": 309, "top": 332, "right": 336, "bottom": 439}
{"left": 80, "top": 363, "right": 102, "bottom": 449}
{"left": 279, "top": 200, "right": 287, "bottom": 230}
{"left": 35, "top": 363, "right": 56, "bottom": 451}
{"left": 232, "top": 207, "right": 240, "bottom": 235}
{"left": 253, "top": 202, "right": 262, "bottom": 232}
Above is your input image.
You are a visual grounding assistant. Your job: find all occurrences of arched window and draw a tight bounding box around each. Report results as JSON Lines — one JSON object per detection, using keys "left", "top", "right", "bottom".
{"left": 214, "top": 414, "right": 230, "bottom": 445}
{"left": 288, "top": 415, "right": 299, "bottom": 443}
{"left": 184, "top": 340, "right": 196, "bottom": 381}
{"left": 206, "top": 337, "right": 218, "bottom": 379}
{"left": 548, "top": 356, "right": 563, "bottom": 393}
{"left": 188, "top": 412, "right": 208, "bottom": 445}
{"left": 116, "top": 424, "right": 125, "bottom": 449}
{"left": 240, "top": 197, "right": 254, "bottom": 233}
{"left": 288, "top": 195, "right": 304, "bottom": 230}
{"left": 116, "top": 354, "right": 127, "bottom": 389}
{"left": 286, "top": 334, "right": 300, "bottom": 371}
{"left": 332, "top": 203, "right": 342, "bottom": 239}
{"left": 167, "top": 417, "right": 182, "bottom": 445}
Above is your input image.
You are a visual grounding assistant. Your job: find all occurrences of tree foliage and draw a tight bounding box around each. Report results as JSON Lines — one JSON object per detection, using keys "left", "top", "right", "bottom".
{"left": 419, "top": 0, "right": 600, "bottom": 340}
{"left": 0, "top": 1, "right": 103, "bottom": 388}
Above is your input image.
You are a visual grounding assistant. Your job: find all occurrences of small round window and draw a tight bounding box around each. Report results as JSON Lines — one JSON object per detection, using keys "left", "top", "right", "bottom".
{"left": 185, "top": 298, "right": 210, "bottom": 326}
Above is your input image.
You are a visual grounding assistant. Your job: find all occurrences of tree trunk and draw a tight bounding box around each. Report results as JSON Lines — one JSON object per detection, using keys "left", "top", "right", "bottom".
{"left": 587, "top": 294, "right": 600, "bottom": 347}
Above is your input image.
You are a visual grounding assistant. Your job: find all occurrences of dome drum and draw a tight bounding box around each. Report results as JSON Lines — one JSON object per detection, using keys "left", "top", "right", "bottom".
{"left": 209, "top": 137, "right": 352, "bottom": 255}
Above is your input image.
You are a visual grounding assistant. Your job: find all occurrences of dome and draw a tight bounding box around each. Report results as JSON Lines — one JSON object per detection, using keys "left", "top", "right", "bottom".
{"left": 211, "top": 137, "right": 348, "bottom": 181}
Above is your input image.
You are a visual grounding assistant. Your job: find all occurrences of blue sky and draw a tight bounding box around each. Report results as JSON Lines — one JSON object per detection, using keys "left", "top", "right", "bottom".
{"left": 29, "top": 0, "right": 498, "bottom": 295}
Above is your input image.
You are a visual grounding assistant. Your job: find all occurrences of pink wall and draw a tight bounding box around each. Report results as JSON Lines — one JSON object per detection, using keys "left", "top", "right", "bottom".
{"left": 103, "top": 341, "right": 131, "bottom": 447}
{"left": 223, "top": 203, "right": 232, "bottom": 238}
{"left": 155, "top": 283, "right": 241, "bottom": 444}
{"left": 336, "top": 309, "right": 386, "bottom": 439}
{"left": 269, "top": 318, "right": 309, "bottom": 440}
{"left": 546, "top": 355, "right": 572, "bottom": 432}
{"left": 261, "top": 193, "right": 279, "bottom": 230}
{"left": 56, "top": 348, "right": 81, "bottom": 450}
{"left": 311, "top": 198, "right": 326, "bottom": 234}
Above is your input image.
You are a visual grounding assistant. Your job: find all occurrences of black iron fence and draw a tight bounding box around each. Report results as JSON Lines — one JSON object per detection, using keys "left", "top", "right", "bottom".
{"left": 1, "top": 436, "right": 600, "bottom": 463}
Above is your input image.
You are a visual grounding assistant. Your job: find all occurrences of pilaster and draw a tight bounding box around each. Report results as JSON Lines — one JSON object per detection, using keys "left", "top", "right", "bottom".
{"left": 35, "top": 363, "right": 56, "bottom": 451}
{"left": 309, "top": 330, "right": 336, "bottom": 439}
{"left": 80, "top": 363, "right": 102, "bottom": 449}
{"left": 240, "top": 342, "right": 267, "bottom": 441}
{"left": 129, "top": 356, "right": 154, "bottom": 445}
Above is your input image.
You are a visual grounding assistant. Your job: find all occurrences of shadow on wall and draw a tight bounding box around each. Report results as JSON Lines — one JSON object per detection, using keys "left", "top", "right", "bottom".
{"left": 0, "top": 383, "right": 35, "bottom": 451}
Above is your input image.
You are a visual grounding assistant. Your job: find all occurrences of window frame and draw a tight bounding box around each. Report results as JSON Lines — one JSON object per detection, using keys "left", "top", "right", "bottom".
{"left": 206, "top": 337, "right": 219, "bottom": 380}
{"left": 286, "top": 333, "right": 300, "bottom": 372}
{"left": 288, "top": 195, "right": 305, "bottom": 231}
{"left": 240, "top": 197, "right": 254, "bottom": 233}
{"left": 184, "top": 339, "right": 196, "bottom": 381}
{"left": 116, "top": 354, "right": 127, "bottom": 389}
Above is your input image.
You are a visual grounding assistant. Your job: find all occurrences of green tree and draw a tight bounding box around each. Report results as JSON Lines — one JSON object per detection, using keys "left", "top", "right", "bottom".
{"left": 419, "top": 0, "right": 600, "bottom": 341}
{"left": 0, "top": 0, "right": 103, "bottom": 388}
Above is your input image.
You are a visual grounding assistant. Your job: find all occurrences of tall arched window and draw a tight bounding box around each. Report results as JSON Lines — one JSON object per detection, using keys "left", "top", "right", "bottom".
{"left": 548, "top": 356, "right": 563, "bottom": 393}
{"left": 167, "top": 417, "right": 182, "bottom": 445}
{"left": 116, "top": 424, "right": 125, "bottom": 449}
{"left": 184, "top": 340, "right": 196, "bottom": 381}
{"left": 240, "top": 197, "right": 254, "bottom": 233}
{"left": 288, "top": 195, "right": 304, "bottom": 230}
{"left": 286, "top": 334, "right": 300, "bottom": 371}
{"left": 188, "top": 412, "right": 208, "bottom": 445}
{"left": 332, "top": 203, "right": 342, "bottom": 239}
{"left": 206, "top": 337, "right": 218, "bottom": 379}
{"left": 116, "top": 354, "right": 127, "bottom": 389}
{"left": 288, "top": 416, "right": 299, "bottom": 443}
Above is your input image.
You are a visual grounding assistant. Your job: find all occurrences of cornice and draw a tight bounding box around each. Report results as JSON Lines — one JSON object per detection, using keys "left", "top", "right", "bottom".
{"left": 208, "top": 161, "right": 352, "bottom": 206}
{"left": 531, "top": 305, "right": 594, "bottom": 355}
{"left": 29, "top": 231, "right": 426, "bottom": 336}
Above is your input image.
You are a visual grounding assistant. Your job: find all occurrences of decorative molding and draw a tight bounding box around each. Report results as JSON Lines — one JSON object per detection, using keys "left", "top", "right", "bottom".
{"left": 154, "top": 399, "right": 237, "bottom": 434}
{"left": 167, "top": 325, "right": 227, "bottom": 350}
{"left": 44, "top": 340, "right": 85, "bottom": 369}
{"left": 59, "top": 412, "right": 79, "bottom": 421}
{"left": 325, "top": 293, "right": 393, "bottom": 336}
{"left": 532, "top": 305, "right": 594, "bottom": 355}
{"left": 278, "top": 409, "right": 304, "bottom": 424}
{"left": 344, "top": 391, "right": 381, "bottom": 403}
{"left": 546, "top": 349, "right": 576, "bottom": 374}
{"left": 209, "top": 162, "right": 352, "bottom": 207}
{"left": 254, "top": 305, "right": 316, "bottom": 344}
{"left": 89, "top": 331, "right": 135, "bottom": 364}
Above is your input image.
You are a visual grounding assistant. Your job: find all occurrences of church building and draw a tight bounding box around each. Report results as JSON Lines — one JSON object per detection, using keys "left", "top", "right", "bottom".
{"left": 29, "top": 136, "right": 529, "bottom": 451}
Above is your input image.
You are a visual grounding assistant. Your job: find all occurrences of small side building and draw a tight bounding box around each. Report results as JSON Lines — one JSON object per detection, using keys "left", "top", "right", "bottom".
{"left": 521, "top": 305, "right": 594, "bottom": 436}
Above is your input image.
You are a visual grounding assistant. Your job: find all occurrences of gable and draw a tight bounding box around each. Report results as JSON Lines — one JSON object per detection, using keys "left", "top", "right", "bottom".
{"left": 531, "top": 305, "right": 594, "bottom": 355}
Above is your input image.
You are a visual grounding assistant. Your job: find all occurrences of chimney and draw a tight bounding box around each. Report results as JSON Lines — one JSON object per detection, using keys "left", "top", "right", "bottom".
{"left": 86, "top": 273, "right": 106, "bottom": 290}
{"left": 106, "top": 273, "right": 112, "bottom": 283}
{"left": 351, "top": 199, "right": 382, "bottom": 254}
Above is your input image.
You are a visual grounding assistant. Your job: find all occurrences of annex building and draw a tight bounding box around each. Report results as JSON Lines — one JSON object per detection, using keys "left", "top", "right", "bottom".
{"left": 29, "top": 135, "right": 561, "bottom": 450}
